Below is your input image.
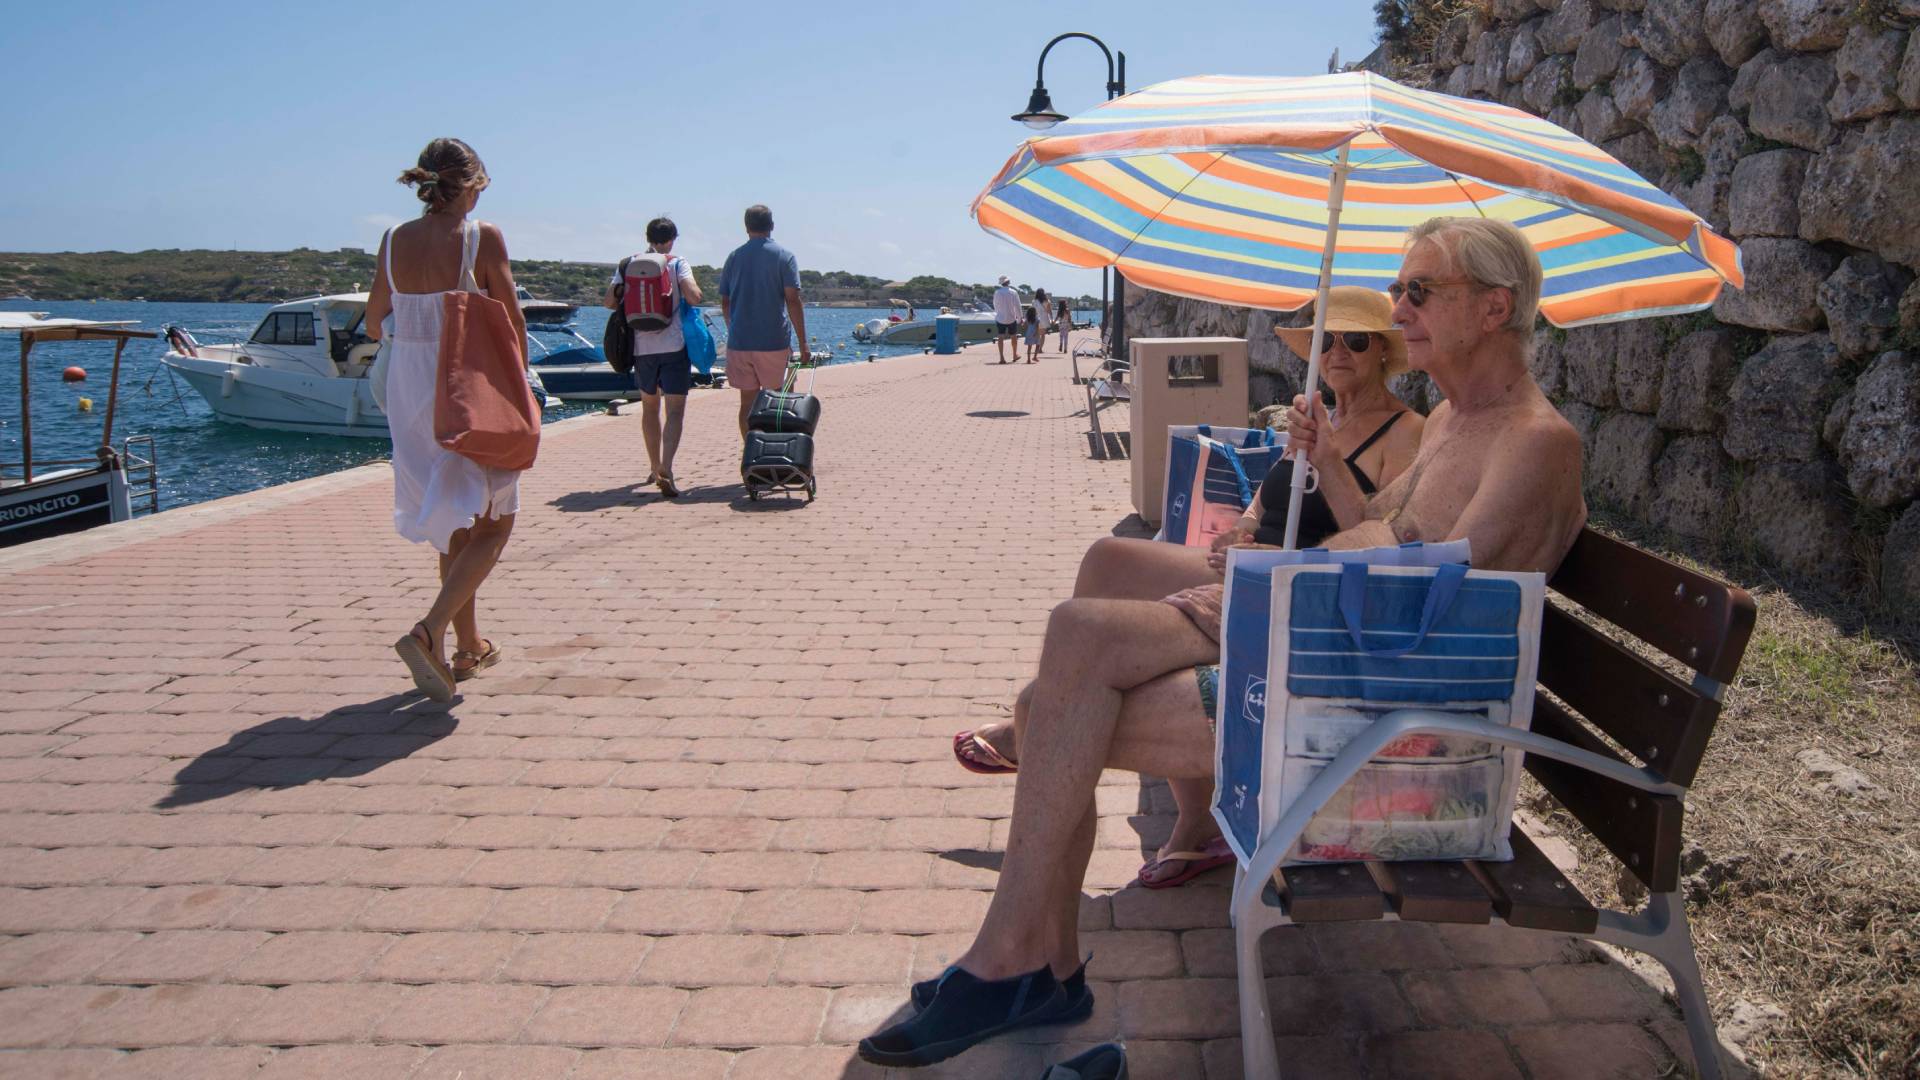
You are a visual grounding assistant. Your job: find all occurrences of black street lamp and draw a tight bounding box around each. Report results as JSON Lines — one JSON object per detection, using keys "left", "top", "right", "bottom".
{"left": 1013, "top": 32, "right": 1126, "bottom": 360}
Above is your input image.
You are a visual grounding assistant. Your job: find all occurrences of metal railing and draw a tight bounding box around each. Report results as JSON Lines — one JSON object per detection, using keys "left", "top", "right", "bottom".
{"left": 121, "top": 436, "right": 160, "bottom": 516}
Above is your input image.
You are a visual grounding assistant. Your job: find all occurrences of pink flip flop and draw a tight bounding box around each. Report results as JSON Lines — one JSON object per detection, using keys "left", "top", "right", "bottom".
{"left": 952, "top": 729, "right": 1019, "bottom": 775}
{"left": 1137, "top": 836, "right": 1234, "bottom": 890}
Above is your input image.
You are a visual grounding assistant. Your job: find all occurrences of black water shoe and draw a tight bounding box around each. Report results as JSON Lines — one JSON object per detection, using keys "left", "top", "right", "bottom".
{"left": 856, "top": 964, "right": 1064, "bottom": 1068}
{"left": 1041, "top": 1042, "right": 1128, "bottom": 1079}
{"left": 911, "top": 956, "right": 1093, "bottom": 1024}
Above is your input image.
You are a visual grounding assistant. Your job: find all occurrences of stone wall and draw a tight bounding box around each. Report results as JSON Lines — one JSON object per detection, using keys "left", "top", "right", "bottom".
{"left": 1126, "top": 0, "right": 1920, "bottom": 600}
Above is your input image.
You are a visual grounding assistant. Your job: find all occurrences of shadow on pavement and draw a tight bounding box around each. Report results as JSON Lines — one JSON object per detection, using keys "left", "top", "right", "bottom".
{"left": 154, "top": 692, "right": 457, "bottom": 809}
{"left": 547, "top": 483, "right": 658, "bottom": 512}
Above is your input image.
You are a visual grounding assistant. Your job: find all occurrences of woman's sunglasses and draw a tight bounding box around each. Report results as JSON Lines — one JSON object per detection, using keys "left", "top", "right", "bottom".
{"left": 1318, "top": 331, "right": 1377, "bottom": 354}
{"left": 1387, "top": 278, "right": 1475, "bottom": 307}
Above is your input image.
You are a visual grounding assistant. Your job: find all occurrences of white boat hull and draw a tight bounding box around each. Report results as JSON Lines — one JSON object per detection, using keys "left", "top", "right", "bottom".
{"left": 163, "top": 354, "right": 389, "bottom": 438}
{"left": 853, "top": 314, "right": 1000, "bottom": 345}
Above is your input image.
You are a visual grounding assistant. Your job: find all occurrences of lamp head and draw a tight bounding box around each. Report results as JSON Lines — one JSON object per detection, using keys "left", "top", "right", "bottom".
{"left": 1012, "top": 85, "right": 1066, "bottom": 129}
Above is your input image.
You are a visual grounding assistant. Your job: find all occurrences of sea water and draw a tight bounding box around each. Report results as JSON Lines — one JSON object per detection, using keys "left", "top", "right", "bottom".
{"left": 0, "top": 299, "right": 1100, "bottom": 513}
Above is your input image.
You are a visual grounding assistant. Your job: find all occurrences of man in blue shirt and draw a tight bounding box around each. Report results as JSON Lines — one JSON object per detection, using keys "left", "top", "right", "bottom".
{"left": 718, "top": 205, "right": 810, "bottom": 437}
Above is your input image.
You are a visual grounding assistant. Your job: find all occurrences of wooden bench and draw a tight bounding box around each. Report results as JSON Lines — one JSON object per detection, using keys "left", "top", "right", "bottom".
{"left": 1228, "top": 527, "right": 1757, "bottom": 1080}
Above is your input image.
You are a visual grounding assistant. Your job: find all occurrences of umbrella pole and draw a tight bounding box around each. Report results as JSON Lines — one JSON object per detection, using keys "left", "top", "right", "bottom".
{"left": 1282, "top": 141, "right": 1353, "bottom": 550}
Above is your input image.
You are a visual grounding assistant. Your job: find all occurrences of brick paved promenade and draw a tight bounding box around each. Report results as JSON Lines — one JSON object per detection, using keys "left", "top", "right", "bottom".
{"left": 0, "top": 336, "right": 1700, "bottom": 1078}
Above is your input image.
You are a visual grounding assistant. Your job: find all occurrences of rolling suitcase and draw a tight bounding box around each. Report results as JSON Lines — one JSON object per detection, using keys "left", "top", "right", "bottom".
{"left": 743, "top": 365, "right": 820, "bottom": 501}
{"left": 746, "top": 372, "right": 822, "bottom": 435}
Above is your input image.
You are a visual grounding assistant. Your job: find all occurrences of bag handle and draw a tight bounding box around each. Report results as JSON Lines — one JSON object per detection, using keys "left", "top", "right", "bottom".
{"left": 1194, "top": 427, "right": 1257, "bottom": 507}
{"left": 1337, "top": 562, "right": 1468, "bottom": 658}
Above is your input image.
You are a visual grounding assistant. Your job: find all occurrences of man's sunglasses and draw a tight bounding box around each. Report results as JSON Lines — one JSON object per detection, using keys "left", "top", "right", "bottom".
{"left": 1387, "top": 278, "right": 1476, "bottom": 307}
{"left": 1318, "top": 331, "right": 1377, "bottom": 354}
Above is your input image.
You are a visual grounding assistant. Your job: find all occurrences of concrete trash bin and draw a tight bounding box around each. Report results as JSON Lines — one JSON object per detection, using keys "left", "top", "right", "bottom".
{"left": 1128, "top": 337, "right": 1250, "bottom": 526}
{"left": 933, "top": 314, "right": 960, "bottom": 355}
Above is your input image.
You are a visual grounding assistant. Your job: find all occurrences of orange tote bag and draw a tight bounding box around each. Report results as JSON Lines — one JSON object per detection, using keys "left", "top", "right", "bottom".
{"left": 433, "top": 237, "right": 540, "bottom": 472}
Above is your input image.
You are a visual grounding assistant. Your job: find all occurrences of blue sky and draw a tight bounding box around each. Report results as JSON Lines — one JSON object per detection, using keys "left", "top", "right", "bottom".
{"left": 2, "top": 1, "right": 1381, "bottom": 290}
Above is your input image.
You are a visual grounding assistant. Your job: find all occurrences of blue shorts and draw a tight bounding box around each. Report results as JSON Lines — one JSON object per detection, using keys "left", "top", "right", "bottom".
{"left": 633, "top": 346, "right": 692, "bottom": 396}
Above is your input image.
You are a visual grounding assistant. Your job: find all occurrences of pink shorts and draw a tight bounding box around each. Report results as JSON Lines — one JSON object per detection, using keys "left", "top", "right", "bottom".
{"left": 727, "top": 349, "right": 789, "bottom": 394}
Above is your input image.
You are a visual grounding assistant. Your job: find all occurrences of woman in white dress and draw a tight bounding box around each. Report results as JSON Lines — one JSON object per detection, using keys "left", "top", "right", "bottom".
{"left": 364, "top": 138, "right": 528, "bottom": 701}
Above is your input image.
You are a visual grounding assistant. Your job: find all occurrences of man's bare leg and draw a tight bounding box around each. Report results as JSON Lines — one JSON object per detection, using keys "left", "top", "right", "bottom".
{"left": 961, "top": 539, "right": 1215, "bottom": 767}
{"left": 955, "top": 599, "right": 1217, "bottom": 981}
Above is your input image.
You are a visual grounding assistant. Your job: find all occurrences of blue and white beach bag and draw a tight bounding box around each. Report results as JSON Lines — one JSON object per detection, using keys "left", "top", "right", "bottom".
{"left": 1212, "top": 542, "right": 1546, "bottom": 867}
{"left": 1160, "top": 425, "right": 1286, "bottom": 546}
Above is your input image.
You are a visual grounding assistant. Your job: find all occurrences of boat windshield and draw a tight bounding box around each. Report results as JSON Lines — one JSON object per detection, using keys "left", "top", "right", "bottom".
{"left": 251, "top": 311, "right": 316, "bottom": 346}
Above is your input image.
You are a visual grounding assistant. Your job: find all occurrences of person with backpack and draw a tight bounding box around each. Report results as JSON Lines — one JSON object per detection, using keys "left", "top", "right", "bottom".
{"left": 603, "top": 216, "right": 702, "bottom": 497}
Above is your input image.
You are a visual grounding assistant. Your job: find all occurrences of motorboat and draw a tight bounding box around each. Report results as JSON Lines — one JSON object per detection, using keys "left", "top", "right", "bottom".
{"left": 161, "top": 293, "right": 551, "bottom": 437}
{"left": 517, "top": 287, "right": 577, "bottom": 326}
{"left": 161, "top": 293, "right": 389, "bottom": 437}
{"left": 852, "top": 300, "right": 998, "bottom": 345}
{"left": 1, "top": 314, "right": 161, "bottom": 548}
{"left": 525, "top": 326, "right": 628, "bottom": 401}
{"left": 531, "top": 314, "right": 746, "bottom": 401}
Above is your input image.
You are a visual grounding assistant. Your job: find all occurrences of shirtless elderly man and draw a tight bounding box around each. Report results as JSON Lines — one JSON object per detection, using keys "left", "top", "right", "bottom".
{"left": 857, "top": 216, "right": 1587, "bottom": 1069}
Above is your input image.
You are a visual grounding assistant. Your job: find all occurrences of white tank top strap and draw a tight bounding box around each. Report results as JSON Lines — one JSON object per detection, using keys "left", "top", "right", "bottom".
{"left": 459, "top": 219, "right": 482, "bottom": 294}
{"left": 382, "top": 227, "right": 395, "bottom": 283}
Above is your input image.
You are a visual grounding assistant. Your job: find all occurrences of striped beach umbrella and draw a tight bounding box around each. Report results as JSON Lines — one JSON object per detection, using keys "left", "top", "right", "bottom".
{"left": 973, "top": 70, "right": 1743, "bottom": 545}
{"left": 973, "top": 71, "right": 1742, "bottom": 326}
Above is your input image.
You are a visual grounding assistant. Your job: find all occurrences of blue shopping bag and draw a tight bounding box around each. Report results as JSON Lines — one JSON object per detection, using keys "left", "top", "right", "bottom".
{"left": 1211, "top": 542, "right": 1554, "bottom": 868}
{"left": 681, "top": 301, "right": 718, "bottom": 375}
{"left": 1160, "top": 425, "right": 1284, "bottom": 546}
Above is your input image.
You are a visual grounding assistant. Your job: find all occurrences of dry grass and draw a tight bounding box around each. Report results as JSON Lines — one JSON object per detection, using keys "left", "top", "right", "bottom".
{"left": 1541, "top": 515, "right": 1920, "bottom": 1078}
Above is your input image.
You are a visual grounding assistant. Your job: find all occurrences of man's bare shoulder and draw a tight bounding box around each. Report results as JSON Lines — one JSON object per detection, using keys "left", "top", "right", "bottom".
{"left": 1497, "top": 398, "right": 1581, "bottom": 459}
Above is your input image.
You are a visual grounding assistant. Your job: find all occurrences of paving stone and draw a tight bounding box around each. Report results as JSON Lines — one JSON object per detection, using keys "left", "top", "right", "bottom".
{"left": 370, "top": 984, "right": 547, "bottom": 1044}
{"left": 1506, "top": 1021, "right": 1675, "bottom": 1078}
{"left": 353, "top": 886, "right": 499, "bottom": 931}
{"left": 500, "top": 932, "right": 652, "bottom": 985}
{"left": 0, "top": 931, "right": 140, "bottom": 985}
{"left": 518, "top": 985, "right": 687, "bottom": 1046}
{"left": 670, "top": 986, "right": 830, "bottom": 1046}
{"left": 252, "top": 1044, "right": 429, "bottom": 1079}
{"left": 635, "top": 933, "right": 781, "bottom": 987}
{"left": 569, "top": 1048, "right": 731, "bottom": 1080}
{"left": 1529, "top": 962, "right": 1660, "bottom": 1020}
{"left": 87, "top": 929, "right": 268, "bottom": 983}
{"left": 70, "top": 984, "right": 272, "bottom": 1047}
{"left": 101, "top": 1046, "right": 272, "bottom": 1080}
{"left": 413, "top": 1044, "right": 581, "bottom": 1079}
{"left": 222, "top": 930, "right": 397, "bottom": 984}
{"left": 366, "top": 931, "right": 519, "bottom": 983}
{"left": 223, "top": 982, "right": 407, "bottom": 1044}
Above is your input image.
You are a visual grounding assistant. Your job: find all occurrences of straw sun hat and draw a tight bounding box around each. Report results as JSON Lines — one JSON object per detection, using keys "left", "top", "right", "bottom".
{"left": 1274, "top": 286, "right": 1409, "bottom": 377}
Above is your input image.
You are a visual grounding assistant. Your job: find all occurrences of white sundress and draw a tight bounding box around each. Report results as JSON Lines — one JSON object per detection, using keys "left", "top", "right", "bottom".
{"left": 384, "top": 219, "right": 520, "bottom": 553}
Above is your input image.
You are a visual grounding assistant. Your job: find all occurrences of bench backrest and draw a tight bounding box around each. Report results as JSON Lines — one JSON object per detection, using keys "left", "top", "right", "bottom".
{"left": 1531, "top": 528, "right": 1757, "bottom": 890}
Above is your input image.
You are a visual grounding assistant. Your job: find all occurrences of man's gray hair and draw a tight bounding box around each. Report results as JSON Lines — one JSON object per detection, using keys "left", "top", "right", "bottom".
{"left": 1406, "top": 217, "right": 1542, "bottom": 332}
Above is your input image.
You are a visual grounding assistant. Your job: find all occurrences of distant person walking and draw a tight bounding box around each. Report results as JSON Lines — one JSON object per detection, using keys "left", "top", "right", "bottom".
{"left": 992, "top": 276, "right": 1022, "bottom": 364}
{"left": 604, "top": 217, "right": 701, "bottom": 497}
{"left": 1026, "top": 288, "right": 1053, "bottom": 362}
{"left": 365, "top": 137, "right": 525, "bottom": 700}
{"left": 1056, "top": 297, "right": 1071, "bottom": 354}
{"left": 718, "top": 205, "right": 808, "bottom": 437}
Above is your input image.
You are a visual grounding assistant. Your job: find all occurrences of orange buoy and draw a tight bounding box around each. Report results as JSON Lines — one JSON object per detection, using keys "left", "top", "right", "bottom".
{"left": 61, "top": 366, "right": 87, "bottom": 382}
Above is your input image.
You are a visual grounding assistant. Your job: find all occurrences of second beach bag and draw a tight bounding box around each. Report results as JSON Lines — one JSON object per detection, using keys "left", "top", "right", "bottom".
{"left": 603, "top": 257, "right": 635, "bottom": 375}
{"left": 681, "top": 296, "right": 717, "bottom": 376}
{"left": 1160, "top": 425, "right": 1286, "bottom": 546}
{"left": 434, "top": 221, "right": 541, "bottom": 472}
{"left": 1211, "top": 542, "right": 1546, "bottom": 868}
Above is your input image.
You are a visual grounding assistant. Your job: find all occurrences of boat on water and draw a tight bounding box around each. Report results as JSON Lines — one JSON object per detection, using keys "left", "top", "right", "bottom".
{"left": 161, "top": 293, "right": 389, "bottom": 437}
{"left": 160, "top": 293, "right": 551, "bottom": 438}
{"left": 517, "top": 287, "right": 577, "bottom": 326}
{"left": 1, "top": 314, "right": 161, "bottom": 548}
{"left": 851, "top": 300, "right": 998, "bottom": 346}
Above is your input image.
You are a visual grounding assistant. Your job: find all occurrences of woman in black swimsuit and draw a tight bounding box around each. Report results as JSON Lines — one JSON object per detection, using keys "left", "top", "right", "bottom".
{"left": 951, "top": 286, "right": 1424, "bottom": 887}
